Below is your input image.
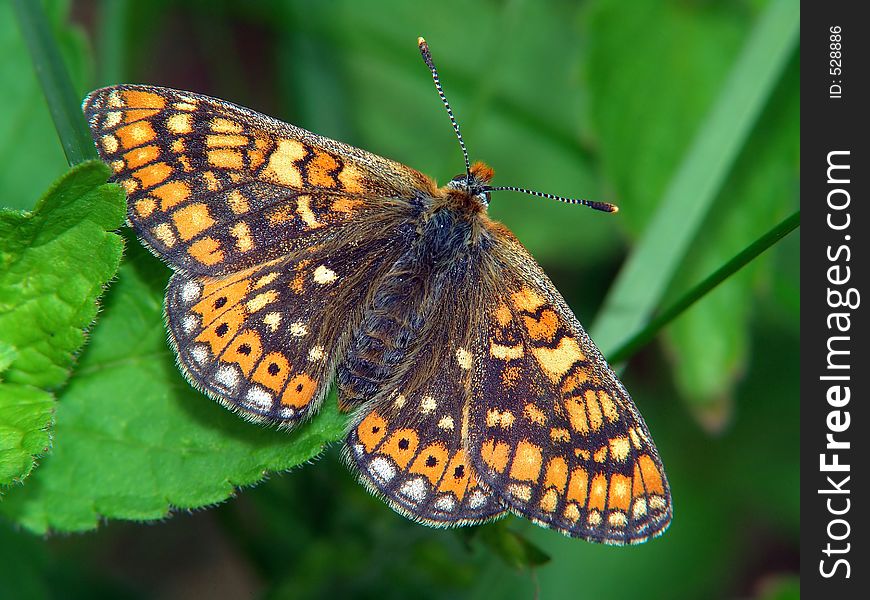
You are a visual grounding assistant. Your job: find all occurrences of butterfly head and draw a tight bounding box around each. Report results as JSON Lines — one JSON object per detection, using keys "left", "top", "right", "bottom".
{"left": 446, "top": 161, "right": 495, "bottom": 208}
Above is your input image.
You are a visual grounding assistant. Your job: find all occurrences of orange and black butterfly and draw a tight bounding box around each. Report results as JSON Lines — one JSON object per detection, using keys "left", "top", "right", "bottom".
{"left": 82, "top": 37, "right": 671, "bottom": 544}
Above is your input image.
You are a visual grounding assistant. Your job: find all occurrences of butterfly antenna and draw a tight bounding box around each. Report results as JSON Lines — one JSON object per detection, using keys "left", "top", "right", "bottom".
{"left": 418, "top": 37, "right": 471, "bottom": 178}
{"left": 485, "top": 185, "right": 619, "bottom": 213}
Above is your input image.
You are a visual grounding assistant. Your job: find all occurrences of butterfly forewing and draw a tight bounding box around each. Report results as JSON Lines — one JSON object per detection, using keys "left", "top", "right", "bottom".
{"left": 83, "top": 85, "right": 435, "bottom": 277}
{"left": 165, "top": 214, "right": 413, "bottom": 426}
{"left": 465, "top": 235, "right": 672, "bottom": 544}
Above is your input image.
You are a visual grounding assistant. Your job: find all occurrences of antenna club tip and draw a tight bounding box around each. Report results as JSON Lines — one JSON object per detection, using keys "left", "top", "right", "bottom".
{"left": 418, "top": 36, "right": 427, "bottom": 48}
{"left": 608, "top": 204, "right": 619, "bottom": 213}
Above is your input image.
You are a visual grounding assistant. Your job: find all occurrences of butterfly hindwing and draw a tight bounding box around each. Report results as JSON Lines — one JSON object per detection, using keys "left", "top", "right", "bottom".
{"left": 83, "top": 85, "right": 436, "bottom": 277}
{"left": 468, "top": 233, "right": 672, "bottom": 544}
{"left": 340, "top": 226, "right": 506, "bottom": 525}
{"left": 165, "top": 213, "right": 415, "bottom": 426}
{"left": 345, "top": 382, "right": 506, "bottom": 526}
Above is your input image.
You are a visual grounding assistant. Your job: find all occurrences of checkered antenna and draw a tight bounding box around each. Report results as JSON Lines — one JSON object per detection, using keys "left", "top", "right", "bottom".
{"left": 485, "top": 186, "right": 619, "bottom": 213}
{"left": 418, "top": 37, "right": 471, "bottom": 179}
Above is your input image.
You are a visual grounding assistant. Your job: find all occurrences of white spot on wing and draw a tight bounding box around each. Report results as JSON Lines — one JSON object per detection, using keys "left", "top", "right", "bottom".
{"left": 468, "top": 489, "right": 487, "bottom": 509}
{"left": 278, "top": 405, "right": 295, "bottom": 420}
{"left": 290, "top": 321, "right": 308, "bottom": 337}
{"left": 312, "top": 265, "right": 338, "bottom": 284}
{"left": 190, "top": 345, "right": 208, "bottom": 365}
{"left": 182, "top": 314, "right": 198, "bottom": 333}
{"left": 308, "top": 345, "right": 325, "bottom": 362}
{"left": 420, "top": 395, "right": 437, "bottom": 414}
{"left": 215, "top": 365, "right": 239, "bottom": 389}
{"left": 456, "top": 347, "right": 472, "bottom": 370}
{"left": 181, "top": 281, "right": 202, "bottom": 302}
{"left": 434, "top": 494, "right": 456, "bottom": 512}
{"left": 370, "top": 457, "right": 396, "bottom": 482}
{"left": 399, "top": 477, "right": 428, "bottom": 502}
{"left": 263, "top": 311, "right": 281, "bottom": 332}
{"left": 245, "top": 386, "right": 273, "bottom": 410}
{"left": 437, "top": 416, "right": 455, "bottom": 430}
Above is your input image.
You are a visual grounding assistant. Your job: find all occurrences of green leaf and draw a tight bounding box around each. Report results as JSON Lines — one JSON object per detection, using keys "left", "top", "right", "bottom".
{"left": 0, "top": 161, "right": 124, "bottom": 486}
{"left": 0, "top": 381, "right": 53, "bottom": 486}
{"left": 0, "top": 241, "right": 346, "bottom": 532}
{"left": 0, "top": 161, "right": 125, "bottom": 389}
{"left": 475, "top": 522, "right": 551, "bottom": 572}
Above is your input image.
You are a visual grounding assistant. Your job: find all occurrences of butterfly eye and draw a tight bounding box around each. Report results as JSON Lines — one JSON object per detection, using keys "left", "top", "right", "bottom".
{"left": 447, "top": 174, "right": 469, "bottom": 189}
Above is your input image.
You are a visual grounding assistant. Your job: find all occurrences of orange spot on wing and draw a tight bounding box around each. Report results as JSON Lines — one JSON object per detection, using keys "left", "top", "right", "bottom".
{"left": 509, "top": 440, "right": 543, "bottom": 483}
{"left": 172, "top": 203, "right": 215, "bottom": 240}
{"left": 638, "top": 455, "right": 665, "bottom": 495}
{"left": 589, "top": 474, "right": 607, "bottom": 511}
{"left": 584, "top": 389, "right": 604, "bottom": 430}
{"left": 134, "top": 198, "right": 156, "bottom": 218}
{"left": 188, "top": 236, "right": 224, "bottom": 266}
{"left": 523, "top": 403, "right": 546, "bottom": 426}
{"left": 561, "top": 369, "right": 589, "bottom": 395}
{"left": 227, "top": 190, "right": 250, "bottom": 214}
{"left": 608, "top": 474, "right": 631, "bottom": 511}
{"left": 523, "top": 309, "right": 559, "bottom": 341}
{"left": 357, "top": 412, "right": 388, "bottom": 453}
{"left": 332, "top": 196, "right": 364, "bottom": 213}
{"left": 380, "top": 429, "right": 419, "bottom": 469}
{"left": 132, "top": 162, "right": 172, "bottom": 189}
{"left": 193, "top": 278, "right": 251, "bottom": 325}
{"left": 480, "top": 439, "right": 510, "bottom": 474}
{"left": 116, "top": 120, "right": 157, "bottom": 149}
{"left": 207, "top": 134, "right": 249, "bottom": 148}
{"left": 531, "top": 337, "right": 586, "bottom": 384}
{"left": 409, "top": 442, "right": 450, "bottom": 485}
{"left": 211, "top": 117, "right": 243, "bottom": 133}
{"left": 543, "top": 456, "right": 568, "bottom": 492}
{"left": 281, "top": 373, "right": 317, "bottom": 407}
{"left": 564, "top": 396, "right": 589, "bottom": 434}
{"left": 599, "top": 391, "right": 619, "bottom": 422}
{"left": 566, "top": 467, "right": 588, "bottom": 505}
{"left": 122, "top": 90, "right": 166, "bottom": 108}
{"left": 123, "top": 108, "right": 159, "bottom": 124}
{"left": 208, "top": 149, "right": 244, "bottom": 170}
{"left": 307, "top": 150, "right": 340, "bottom": 187}
{"left": 494, "top": 302, "right": 512, "bottom": 326}
{"left": 263, "top": 139, "right": 306, "bottom": 188}
{"left": 195, "top": 304, "right": 245, "bottom": 356}
{"left": 124, "top": 144, "right": 160, "bottom": 170}
{"left": 437, "top": 451, "right": 472, "bottom": 500}
{"left": 540, "top": 488, "right": 559, "bottom": 513}
{"left": 220, "top": 330, "right": 263, "bottom": 376}
{"left": 337, "top": 162, "right": 365, "bottom": 194}
{"left": 510, "top": 287, "right": 545, "bottom": 313}
{"left": 252, "top": 352, "right": 291, "bottom": 393}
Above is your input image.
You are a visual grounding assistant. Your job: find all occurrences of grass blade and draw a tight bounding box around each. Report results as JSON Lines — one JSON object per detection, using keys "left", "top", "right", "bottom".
{"left": 609, "top": 210, "right": 800, "bottom": 364}
{"left": 590, "top": 0, "right": 799, "bottom": 354}
{"left": 11, "top": 0, "right": 96, "bottom": 165}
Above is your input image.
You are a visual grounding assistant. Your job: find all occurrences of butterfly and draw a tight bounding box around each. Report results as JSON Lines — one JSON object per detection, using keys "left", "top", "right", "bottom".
{"left": 82, "top": 37, "right": 671, "bottom": 545}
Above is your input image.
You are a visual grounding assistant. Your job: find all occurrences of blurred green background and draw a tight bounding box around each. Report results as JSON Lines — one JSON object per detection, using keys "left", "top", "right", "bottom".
{"left": 0, "top": 0, "right": 799, "bottom": 598}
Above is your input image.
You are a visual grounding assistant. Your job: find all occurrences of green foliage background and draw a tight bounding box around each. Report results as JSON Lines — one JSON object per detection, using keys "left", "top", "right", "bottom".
{"left": 0, "top": 0, "right": 798, "bottom": 598}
